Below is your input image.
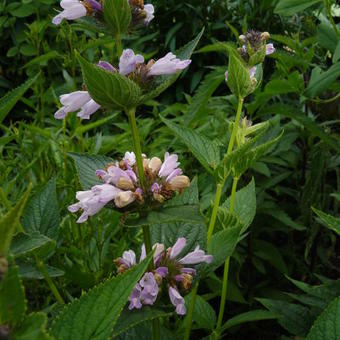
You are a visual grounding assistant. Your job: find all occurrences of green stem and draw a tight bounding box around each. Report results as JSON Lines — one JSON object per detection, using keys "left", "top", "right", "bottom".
{"left": 206, "top": 183, "right": 223, "bottom": 245}
{"left": 229, "top": 177, "right": 239, "bottom": 214}
{"left": 152, "top": 318, "right": 161, "bottom": 340}
{"left": 227, "top": 96, "right": 243, "bottom": 155}
{"left": 183, "top": 283, "right": 198, "bottom": 340}
{"left": 116, "top": 34, "right": 123, "bottom": 60}
{"left": 35, "top": 256, "right": 64, "bottom": 304}
{"left": 324, "top": 0, "right": 340, "bottom": 38}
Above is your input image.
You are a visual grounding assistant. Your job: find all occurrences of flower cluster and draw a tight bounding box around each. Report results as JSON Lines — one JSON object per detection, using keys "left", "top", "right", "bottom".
{"left": 54, "top": 49, "right": 191, "bottom": 120}
{"left": 68, "top": 151, "right": 190, "bottom": 223}
{"left": 115, "top": 238, "right": 213, "bottom": 315}
{"left": 52, "top": 0, "right": 154, "bottom": 26}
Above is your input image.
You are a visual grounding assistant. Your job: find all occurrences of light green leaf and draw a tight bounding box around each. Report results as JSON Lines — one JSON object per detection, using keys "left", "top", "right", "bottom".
{"left": 317, "top": 23, "right": 339, "bottom": 53}
{"left": 103, "top": 0, "right": 131, "bottom": 36}
{"left": 77, "top": 53, "right": 141, "bottom": 110}
{"left": 0, "top": 262, "right": 26, "bottom": 326}
{"left": 221, "top": 310, "right": 279, "bottom": 332}
{"left": 12, "top": 312, "right": 52, "bottom": 340}
{"left": 312, "top": 207, "right": 340, "bottom": 235}
{"left": 113, "top": 307, "right": 172, "bottom": 336}
{"left": 0, "top": 74, "right": 39, "bottom": 124}
{"left": 184, "top": 294, "right": 216, "bottom": 330}
{"left": 0, "top": 184, "right": 32, "bottom": 257}
{"left": 140, "top": 28, "right": 204, "bottom": 103}
{"left": 161, "top": 116, "right": 220, "bottom": 173}
{"left": 307, "top": 296, "right": 340, "bottom": 340}
{"left": 50, "top": 253, "right": 152, "bottom": 340}
{"left": 68, "top": 153, "right": 113, "bottom": 190}
{"left": 274, "top": 0, "right": 322, "bottom": 16}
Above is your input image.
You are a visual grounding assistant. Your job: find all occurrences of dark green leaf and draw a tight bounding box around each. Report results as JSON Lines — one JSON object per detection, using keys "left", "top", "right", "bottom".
{"left": 10, "top": 233, "right": 53, "bottom": 257}
{"left": 312, "top": 207, "right": 340, "bottom": 235}
{"left": 103, "top": 0, "right": 131, "bottom": 36}
{"left": 274, "top": 0, "right": 322, "bottom": 16}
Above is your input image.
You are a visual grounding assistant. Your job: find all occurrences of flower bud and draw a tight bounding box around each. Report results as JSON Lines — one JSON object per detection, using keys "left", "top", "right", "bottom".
{"left": 114, "top": 191, "right": 136, "bottom": 208}
{"left": 239, "top": 34, "right": 246, "bottom": 43}
{"left": 154, "top": 273, "right": 163, "bottom": 285}
{"left": 181, "top": 273, "right": 193, "bottom": 290}
{"left": 153, "top": 192, "right": 165, "bottom": 203}
{"left": 251, "top": 77, "right": 258, "bottom": 87}
{"left": 169, "top": 175, "right": 190, "bottom": 190}
{"left": 116, "top": 177, "right": 135, "bottom": 190}
{"left": 261, "top": 32, "right": 270, "bottom": 41}
{"left": 148, "top": 157, "right": 162, "bottom": 173}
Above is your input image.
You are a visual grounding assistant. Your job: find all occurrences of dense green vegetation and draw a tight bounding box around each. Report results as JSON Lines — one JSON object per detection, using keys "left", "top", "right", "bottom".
{"left": 0, "top": 0, "right": 339, "bottom": 339}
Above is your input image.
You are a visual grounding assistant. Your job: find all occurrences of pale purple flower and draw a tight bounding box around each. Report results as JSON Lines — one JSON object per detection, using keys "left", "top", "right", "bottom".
{"left": 148, "top": 52, "right": 191, "bottom": 76}
{"left": 178, "top": 245, "right": 213, "bottom": 265}
{"left": 168, "top": 287, "right": 186, "bottom": 315}
{"left": 129, "top": 284, "right": 142, "bottom": 309}
{"left": 266, "top": 43, "right": 275, "bottom": 55}
{"left": 144, "top": 4, "right": 154, "bottom": 24}
{"left": 119, "top": 49, "right": 144, "bottom": 76}
{"left": 77, "top": 99, "right": 101, "bottom": 119}
{"left": 139, "top": 243, "right": 164, "bottom": 264}
{"left": 225, "top": 66, "right": 257, "bottom": 82}
{"left": 139, "top": 272, "right": 159, "bottom": 305}
{"left": 68, "top": 183, "right": 121, "bottom": 223}
{"left": 86, "top": 0, "right": 102, "bottom": 12}
{"left": 151, "top": 182, "right": 160, "bottom": 193}
{"left": 96, "top": 165, "right": 133, "bottom": 185}
{"left": 169, "top": 237, "right": 186, "bottom": 258}
{"left": 97, "top": 60, "right": 117, "bottom": 72}
{"left": 155, "top": 266, "right": 168, "bottom": 278}
{"left": 123, "top": 151, "right": 136, "bottom": 167}
{"left": 158, "top": 152, "right": 180, "bottom": 178}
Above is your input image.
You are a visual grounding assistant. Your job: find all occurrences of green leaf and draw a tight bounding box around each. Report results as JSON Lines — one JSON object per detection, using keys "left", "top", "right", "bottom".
{"left": 161, "top": 116, "right": 220, "bottom": 173}
{"left": 0, "top": 184, "right": 32, "bottom": 257}
{"left": 226, "top": 49, "right": 252, "bottom": 98}
{"left": 50, "top": 253, "right": 153, "bottom": 340}
{"left": 221, "top": 310, "right": 279, "bottom": 332}
{"left": 223, "top": 179, "right": 256, "bottom": 232}
{"left": 312, "top": 207, "right": 340, "bottom": 235}
{"left": 274, "top": 0, "right": 322, "bottom": 16}
{"left": 140, "top": 28, "right": 204, "bottom": 103}
{"left": 68, "top": 153, "right": 113, "bottom": 190}
{"left": 77, "top": 53, "right": 141, "bottom": 111}
{"left": 304, "top": 63, "right": 340, "bottom": 98}
{"left": 22, "top": 51, "right": 61, "bottom": 69}
{"left": 12, "top": 312, "right": 52, "bottom": 340}
{"left": 103, "top": 0, "right": 131, "bottom": 36}
{"left": 18, "top": 262, "right": 64, "bottom": 280}
{"left": 10, "top": 233, "right": 54, "bottom": 257}
{"left": 207, "top": 225, "right": 242, "bottom": 273}
{"left": 307, "top": 296, "right": 340, "bottom": 340}
{"left": 21, "top": 179, "right": 59, "bottom": 240}
{"left": 113, "top": 307, "right": 172, "bottom": 336}
{"left": 0, "top": 262, "right": 26, "bottom": 326}
{"left": 0, "top": 74, "right": 39, "bottom": 124}
{"left": 184, "top": 294, "right": 216, "bottom": 330}
{"left": 257, "top": 298, "right": 314, "bottom": 336}
{"left": 317, "top": 23, "right": 339, "bottom": 53}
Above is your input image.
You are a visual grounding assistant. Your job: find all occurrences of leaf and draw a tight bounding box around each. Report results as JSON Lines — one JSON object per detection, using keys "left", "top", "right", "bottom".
{"left": 68, "top": 153, "right": 113, "bottom": 190}
{"left": 207, "top": 225, "right": 242, "bottom": 273}
{"left": 21, "top": 179, "right": 59, "bottom": 240}
{"left": 304, "top": 63, "right": 340, "bottom": 98}
{"left": 317, "top": 23, "right": 339, "bottom": 53}
{"left": 0, "top": 262, "right": 26, "bottom": 326}
{"left": 226, "top": 49, "right": 252, "bottom": 98}
{"left": 50, "top": 253, "right": 152, "bottom": 340}
{"left": 274, "top": 0, "right": 322, "bottom": 16}
{"left": 312, "top": 207, "right": 340, "bottom": 235}
{"left": 223, "top": 179, "right": 256, "bottom": 232}
{"left": 22, "top": 51, "right": 61, "bottom": 69}
{"left": 103, "top": 0, "right": 131, "bottom": 36}
{"left": 140, "top": 28, "right": 204, "bottom": 103}
{"left": 184, "top": 294, "right": 216, "bottom": 330}
{"left": 18, "top": 262, "right": 64, "bottom": 280}
{"left": 161, "top": 116, "right": 220, "bottom": 173}
{"left": 184, "top": 67, "right": 226, "bottom": 124}
{"left": 10, "top": 233, "right": 54, "bottom": 257}
{"left": 0, "top": 73, "right": 39, "bottom": 124}
{"left": 113, "top": 307, "right": 172, "bottom": 336}
{"left": 77, "top": 53, "right": 141, "bottom": 111}
{"left": 12, "top": 312, "right": 53, "bottom": 340}
{"left": 0, "top": 184, "right": 32, "bottom": 257}
{"left": 257, "top": 298, "right": 314, "bottom": 336}
{"left": 221, "top": 310, "right": 279, "bottom": 332}
{"left": 306, "top": 296, "right": 340, "bottom": 340}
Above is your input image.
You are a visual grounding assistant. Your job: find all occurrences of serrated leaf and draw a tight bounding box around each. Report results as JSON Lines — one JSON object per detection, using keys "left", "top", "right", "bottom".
{"left": 103, "top": 0, "right": 131, "bottom": 36}
{"left": 306, "top": 296, "right": 340, "bottom": 340}
{"left": 113, "top": 307, "right": 172, "bottom": 336}
{"left": 50, "top": 253, "right": 152, "bottom": 340}
{"left": 77, "top": 53, "right": 141, "bottom": 110}
{"left": 68, "top": 153, "right": 113, "bottom": 190}
{"left": 207, "top": 225, "right": 242, "bottom": 273}
{"left": 161, "top": 116, "right": 220, "bottom": 173}
{"left": 21, "top": 179, "right": 59, "bottom": 240}
{"left": 140, "top": 28, "right": 204, "bottom": 103}
{"left": 0, "top": 262, "right": 26, "bottom": 326}
{"left": 12, "top": 312, "right": 53, "bottom": 340}
{"left": 312, "top": 207, "right": 340, "bottom": 235}
{"left": 0, "top": 73, "right": 39, "bottom": 124}
{"left": 223, "top": 179, "right": 256, "bottom": 232}
{"left": 0, "top": 184, "right": 32, "bottom": 257}
{"left": 274, "top": 0, "right": 322, "bottom": 16}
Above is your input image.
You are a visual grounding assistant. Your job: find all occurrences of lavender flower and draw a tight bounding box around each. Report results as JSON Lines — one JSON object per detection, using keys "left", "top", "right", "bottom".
{"left": 148, "top": 52, "right": 191, "bottom": 76}
{"left": 119, "top": 49, "right": 145, "bottom": 76}
{"left": 265, "top": 43, "right": 275, "bottom": 55}
{"left": 168, "top": 286, "right": 186, "bottom": 315}
{"left": 144, "top": 4, "right": 155, "bottom": 24}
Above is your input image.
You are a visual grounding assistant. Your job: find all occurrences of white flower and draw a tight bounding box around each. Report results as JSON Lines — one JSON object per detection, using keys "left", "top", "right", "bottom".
{"left": 148, "top": 52, "right": 191, "bottom": 76}
{"left": 52, "top": 0, "right": 87, "bottom": 25}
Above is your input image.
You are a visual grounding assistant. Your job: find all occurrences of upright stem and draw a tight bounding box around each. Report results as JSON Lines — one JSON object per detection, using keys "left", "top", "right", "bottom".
{"left": 184, "top": 283, "right": 198, "bottom": 340}
{"left": 207, "top": 183, "right": 223, "bottom": 245}
{"left": 324, "top": 0, "right": 340, "bottom": 38}
{"left": 227, "top": 96, "right": 243, "bottom": 155}
{"left": 116, "top": 34, "right": 123, "bottom": 60}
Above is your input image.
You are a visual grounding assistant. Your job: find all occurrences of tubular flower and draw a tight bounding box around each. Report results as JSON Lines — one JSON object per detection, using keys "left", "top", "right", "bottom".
{"left": 115, "top": 238, "right": 213, "bottom": 315}
{"left": 52, "top": 0, "right": 102, "bottom": 25}
{"left": 68, "top": 151, "right": 190, "bottom": 222}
